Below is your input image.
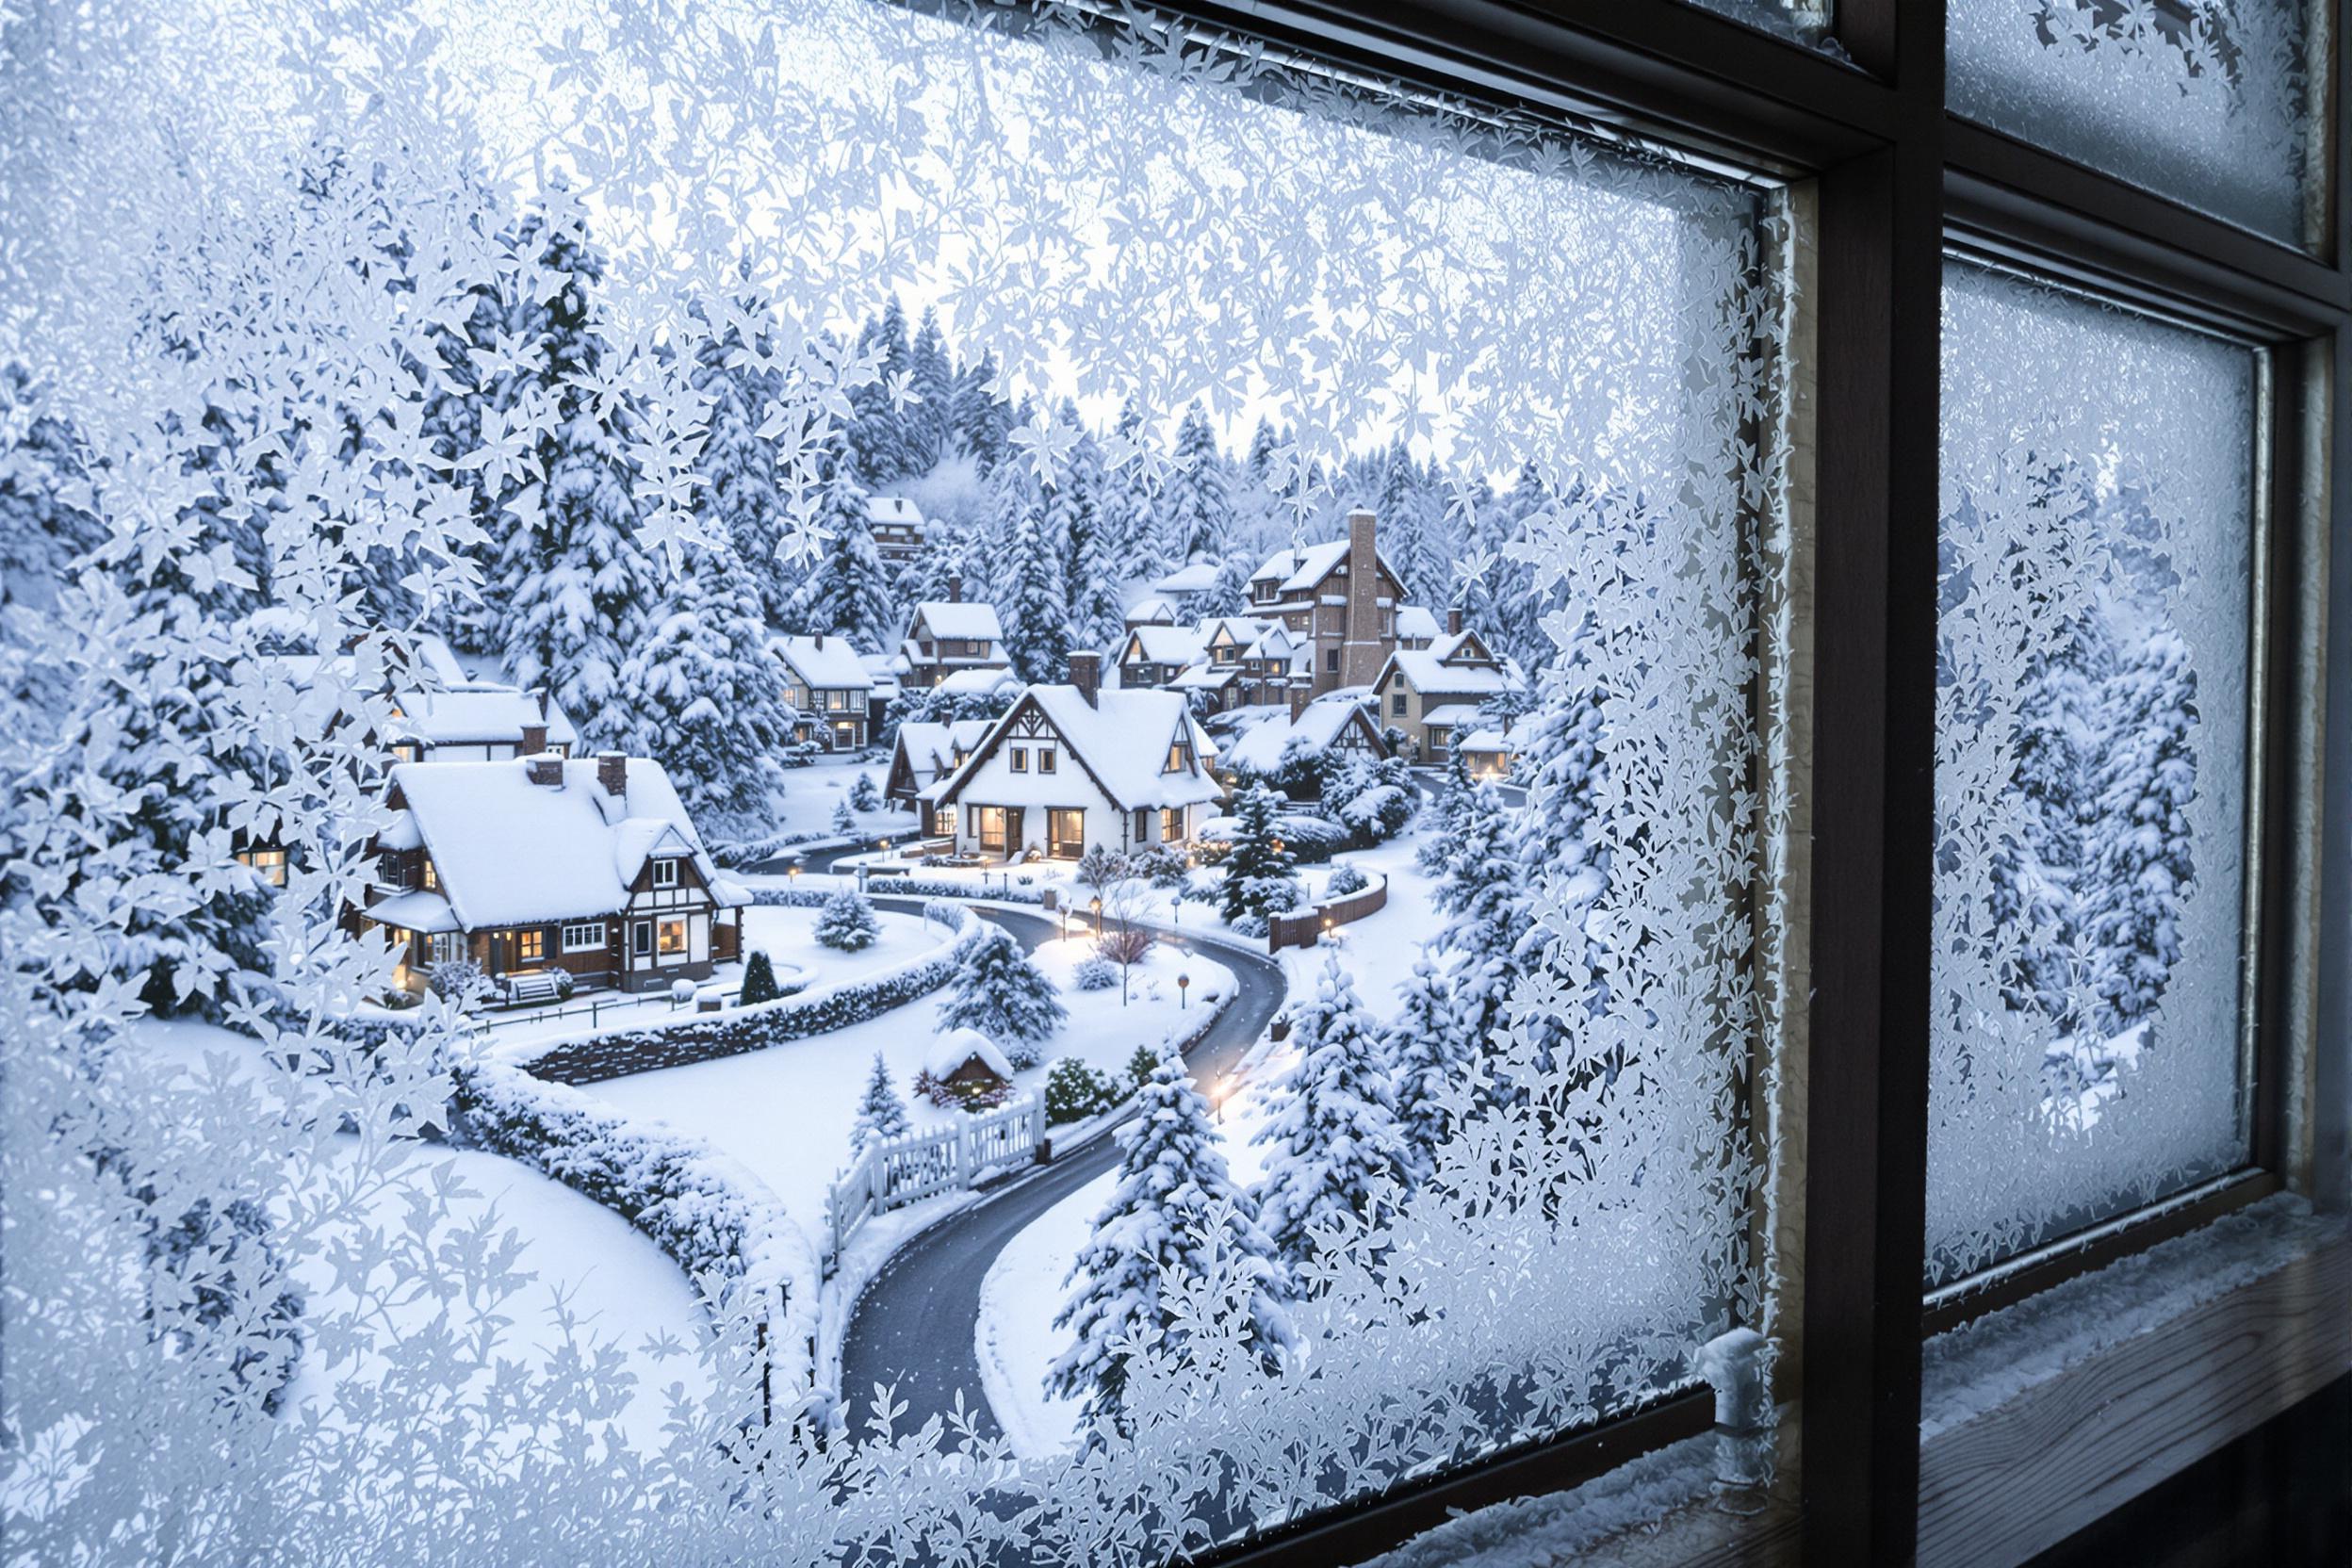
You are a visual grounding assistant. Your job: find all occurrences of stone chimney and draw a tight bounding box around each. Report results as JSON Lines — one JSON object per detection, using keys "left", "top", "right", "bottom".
{"left": 526, "top": 755, "right": 564, "bottom": 788}
{"left": 1068, "top": 650, "right": 1101, "bottom": 708}
{"left": 1337, "top": 508, "right": 1387, "bottom": 694}
{"left": 1447, "top": 606, "right": 1463, "bottom": 637}
{"left": 521, "top": 722, "right": 548, "bottom": 756}
{"left": 948, "top": 574, "right": 963, "bottom": 604}
{"left": 530, "top": 686, "right": 550, "bottom": 720}
{"left": 1287, "top": 679, "right": 1310, "bottom": 720}
{"left": 596, "top": 751, "right": 629, "bottom": 797}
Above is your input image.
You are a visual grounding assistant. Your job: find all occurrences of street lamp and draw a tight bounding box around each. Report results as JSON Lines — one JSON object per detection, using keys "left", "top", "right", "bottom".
{"left": 1089, "top": 895, "right": 1102, "bottom": 933}
{"left": 1178, "top": 972, "right": 1190, "bottom": 1010}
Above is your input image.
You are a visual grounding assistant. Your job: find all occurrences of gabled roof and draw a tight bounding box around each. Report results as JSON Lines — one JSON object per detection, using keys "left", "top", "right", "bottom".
{"left": 1248, "top": 537, "right": 1404, "bottom": 596}
{"left": 907, "top": 600, "right": 1004, "bottom": 643}
{"left": 775, "top": 635, "right": 875, "bottom": 691}
{"left": 935, "top": 665, "right": 1023, "bottom": 697}
{"left": 1123, "top": 597, "right": 1177, "bottom": 627}
{"left": 1120, "top": 624, "right": 1208, "bottom": 665}
{"left": 1152, "top": 561, "right": 1220, "bottom": 594}
{"left": 1200, "top": 614, "right": 1272, "bottom": 648}
{"left": 1458, "top": 726, "right": 1522, "bottom": 754}
{"left": 867, "top": 495, "right": 924, "bottom": 527}
{"left": 1396, "top": 605, "right": 1443, "bottom": 641}
{"left": 1221, "top": 691, "right": 1382, "bottom": 773}
{"left": 894, "top": 718, "right": 994, "bottom": 782}
{"left": 1376, "top": 635, "right": 1526, "bottom": 699}
{"left": 925, "top": 1026, "right": 1013, "bottom": 1082}
{"left": 385, "top": 686, "right": 580, "bottom": 749}
{"left": 925, "top": 686, "right": 1224, "bottom": 813}
{"left": 381, "top": 756, "right": 737, "bottom": 930}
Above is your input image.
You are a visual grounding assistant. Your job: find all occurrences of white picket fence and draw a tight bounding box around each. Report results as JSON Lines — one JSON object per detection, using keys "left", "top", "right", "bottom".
{"left": 825, "top": 1095, "right": 1046, "bottom": 1265}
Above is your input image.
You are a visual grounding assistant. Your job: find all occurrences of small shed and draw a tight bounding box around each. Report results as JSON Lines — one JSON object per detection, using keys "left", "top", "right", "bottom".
{"left": 925, "top": 1027, "right": 1015, "bottom": 1094}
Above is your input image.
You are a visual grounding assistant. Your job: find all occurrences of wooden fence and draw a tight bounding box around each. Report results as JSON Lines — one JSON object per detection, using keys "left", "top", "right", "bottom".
{"left": 824, "top": 1094, "right": 1047, "bottom": 1266}
{"left": 1268, "top": 872, "right": 1388, "bottom": 951}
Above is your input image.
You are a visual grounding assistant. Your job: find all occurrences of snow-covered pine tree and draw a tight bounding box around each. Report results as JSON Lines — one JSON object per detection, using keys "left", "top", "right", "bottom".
{"left": 1192, "top": 551, "right": 1254, "bottom": 621}
{"left": 846, "top": 297, "right": 913, "bottom": 487}
{"left": 492, "top": 200, "right": 661, "bottom": 753}
{"left": 830, "top": 796, "right": 857, "bottom": 835}
{"left": 1001, "top": 498, "right": 1071, "bottom": 684}
{"left": 1049, "top": 1043, "right": 1294, "bottom": 1437}
{"left": 1432, "top": 780, "right": 1527, "bottom": 1097}
{"left": 1383, "top": 955, "right": 1470, "bottom": 1185}
{"left": 688, "top": 280, "right": 796, "bottom": 629}
{"left": 953, "top": 351, "right": 1012, "bottom": 477}
{"left": 815, "top": 890, "right": 881, "bottom": 952}
{"left": 1159, "top": 400, "right": 1231, "bottom": 564}
{"left": 1250, "top": 952, "right": 1413, "bottom": 1271}
{"left": 619, "top": 536, "right": 791, "bottom": 826}
{"left": 906, "top": 307, "right": 956, "bottom": 470}
{"left": 1415, "top": 748, "right": 1477, "bottom": 878}
{"left": 1056, "top": 412, "right": 1125, "bottom": 651}
{"left": 1989, "top": 617, "right": 2101, "bottom": 1023}
{"left": 788, "top": 438, "right": 896, "bottom": 650}
{"left": 1217, "top": 783, "right": 1300, "bottom": 923}
{"left": 849, "top": 1050, "right": 912, "bottom": 1155}
{"left": 2082, "top": 626, "right": 2197, "bottom": 1036}
{"left": 937, "top": 925, "right": 1067, "bottom": 1059}
{"left": 741, "top": 949, "right": 783, "bottom": 1005}
{"left": 1102, "top": 397, "right": 1161, "bottom": 566}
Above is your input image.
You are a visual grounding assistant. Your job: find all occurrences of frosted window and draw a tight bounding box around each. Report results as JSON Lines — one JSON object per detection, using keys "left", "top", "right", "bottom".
{"left": 1931, "top": 259, "right": 2258, "bottom": 1288}
{"left": 1949, "top": 0, "right": 2323, "bottom": 246}
{"left": 4, "top": 0, "right": 1791, "bottom": 1560}
{"left": 1683, "top": 0, "right": 1835, "bottom": 44}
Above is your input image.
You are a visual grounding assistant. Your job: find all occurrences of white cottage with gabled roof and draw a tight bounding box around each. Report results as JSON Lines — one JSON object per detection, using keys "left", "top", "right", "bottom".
{"left": 921, "top": 654, "right": 1225, "bottom": 859}
{"left": 898, "top": 575, "right": 1010, "bottom": 691}
{"left": 776, "top": 632, "right": 876, "bottom": 750}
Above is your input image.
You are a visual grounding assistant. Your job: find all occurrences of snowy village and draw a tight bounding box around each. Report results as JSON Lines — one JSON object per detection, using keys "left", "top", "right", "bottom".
{"left": 0, "top": 1, "right": 2241, "bottom": 1560}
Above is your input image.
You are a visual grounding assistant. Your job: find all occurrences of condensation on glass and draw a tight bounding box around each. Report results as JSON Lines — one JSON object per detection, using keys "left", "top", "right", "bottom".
{"left": 1930, "top": 258, "right": 2259, "bottom": 1289}
{"left": 1948, "top": 0, "right": 2326, "bottom": 248}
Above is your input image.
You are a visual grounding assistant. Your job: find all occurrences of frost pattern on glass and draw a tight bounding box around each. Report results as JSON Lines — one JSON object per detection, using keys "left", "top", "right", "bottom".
{"left": 1932, "top": 261, "right": 2255, "bottom": 1288}
{"left": 1949, "top": 0, "right": 2320, "bottom": 246}
{"left": 1, "top": 0, "right": 1789, "bottom": 1559}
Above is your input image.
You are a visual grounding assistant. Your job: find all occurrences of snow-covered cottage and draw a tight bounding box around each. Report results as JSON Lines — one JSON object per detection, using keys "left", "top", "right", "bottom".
{"left": 776, "top": 633, "right": 876, "bottom": 751}
{"left": 923, "top": 1027, "right": 1015, "bottom": 1099}
{"left": 1248, "top": 509, "right": 1410, "bottom": 696}
{"left": 1112, "top": 623, "right": 1209, "bottom": 690}
{"left": 351, "top": 752, "right": 750, "bottom": 996}
{"left": 921, "top": 653, "right": 1225, "bottom": 860}
{"left": 1395, "top": 604, "right": 1444, "bottom": 651}
{"left": 382, "top": 683, "right": 581, "bottom": 763}
{"left": 1220, "top": 688, "right": 1388, "bottom": 783}
{"left": 867, "top": 495, "right": 928, "bottom": 564}
{"left": 887, "top": 717, "right": 994, "bottom": 832}
{"left": 1370, "top": 619, "right": 1529, "bottom": 762}
{"left": 1456, "top": 723, "right": 1520, "bottom": 781}
{"left": 898, "top": 579, "right": 1009, "bottom": 691}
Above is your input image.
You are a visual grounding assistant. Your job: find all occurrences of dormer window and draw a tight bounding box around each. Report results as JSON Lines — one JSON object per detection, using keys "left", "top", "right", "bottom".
{"left": 1165, "top": 738, "right": 1192, "bottom": 774}
{"left": 652, "top": 857, "right": 679, "bottom": 888}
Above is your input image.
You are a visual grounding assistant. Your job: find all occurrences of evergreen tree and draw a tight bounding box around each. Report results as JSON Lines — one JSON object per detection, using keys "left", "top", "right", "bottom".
{"left": 1416, "top": 748, "right": 1477, "bottom": 878}
{"left": 1050, "top": 1044, "right": 1294, "bottom": 1437}
{"left": 0, "top": 363, "right": 103, "bottom": 717}
{"left": 1101, "top": 399, "right": 1160, "bottom": 566}
{"left": 1383, "top": 956, "right": 1470, "bottom": 1184}
{"left": 2083, "top": 627, "right": 2197, "bottom": 1035}
{"left": 619, "top": 537, "right": 790, "bottom": 825}
{"left": 937, "top": 925, "right": 1067, "bottom": 1057}
{"left": 1989, "top": 619, "right": 2102, "bottom": 1022}
{"left": 953, "top": 351, "right": 1012, "bottom": 477}
{"left": 788, "top": 440, "right": 896, "bottom": 649}
{"left": 1250, "top": 953, "right": 1413, "bottom": 1270}
{"left": 849, "top": 1051, "right": 911, "bottom": 1154}
{"left": 846, "top": 296, "right": 914, "bottom": 486}
{"left": 831, "top": 796, "right": 857, "bottom": 835}
{"left": 1433, "top": 781, "right": 1527, "bottom": 1081}
{"left": 1192, "top": 550, "right": 1255, "bottom": 621}
{"left": 1001, "top": 498, "right": 1071, "bottom": 683}
{"left": 815, "top": 890, "right": 881, "bottom": 952}
{"left": 741, "top": 949, "right": 783, "bottom": 1005}
{"left": 1159, "top": 400, "right": 1231, "bottom": 564}
{"left": 1217, "top": 784, "right": 1300, "bottom": 923}
{"left": 1056, "top": 414, "right": 1124, "bottom": 651}
{"left": 688, "top": 281, "right": 795, "bottom": 629}
{"left": 492, "top": 201, "right": 661, "bottom": 753}
{"left": 906, "top": 307, "right": 956, "bottom": 469}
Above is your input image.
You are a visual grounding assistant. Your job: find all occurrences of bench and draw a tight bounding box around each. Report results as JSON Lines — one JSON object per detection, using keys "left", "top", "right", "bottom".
{"left": 499, "top": 972, "right": 567, "bottom": 1007}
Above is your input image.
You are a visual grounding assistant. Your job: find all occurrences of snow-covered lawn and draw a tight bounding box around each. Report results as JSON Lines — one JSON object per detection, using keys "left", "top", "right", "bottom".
{"left": 760, "top": 755, "right": 921, "bottom": 844}
{"left": 471, "top": 901, "right": 951, "bottom": 1054}
{"left": 592, "top": 937, "right": 1235, "bottom": 1232}
{"left": 976, "top": 1042, "right": 1283, "bottom": 1460}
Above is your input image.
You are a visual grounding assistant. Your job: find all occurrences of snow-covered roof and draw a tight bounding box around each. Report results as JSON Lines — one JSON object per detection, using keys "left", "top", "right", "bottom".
{"left": 1420, "top": 702, "right": 1485, "bottom": 729}
{"left": 775, "top": 635, "right": 874, "bottom": 691}
{"left": 385, "top": 687, "right": 580, "bottom": 748}
{"left": 1458, "top": 727, "right": 1520, "bottom": 754}
{"left": 1123, "top": 624, "right": 1207, "bottom": 665}
{"left": 927, "top": 686, "right": 1224, "bottom": 812}
{"left": 1250, "top": 536, "right": 1404, "bottom": 596}
{"left": 385, "top": 756, "right": 729, "bottom": 929}
{"left": 895, "top": 718, "right": 993, "bottom": 781}
{"left": 924, "top": 1026, "right": 1013, "bottom": 1082}
{"left": 1171, "top": 663, "right": 1237, "bottom": 691}
{"left": 364, "top": 889, "right": 460, "bottom": 934}
{"left": 266, "top": 626, "right": 473, "bottom": 692}
{"left": 1380, "top": 642, "right": 1522, "bottom": 697}
{"left": 1152, "top": 561, "right": 1220, "bottom": 594}
{"left": 1200, "top": 614, "right": 1271, "bottom": 645}
{"left": 1221, "top": 692, "right": 1377, "bottom": 772}
{"left": 858, "top": 653, "right": 902, "bottom": 694}
{"left": 867, "top": 495, "right": 924, "bottom": 528}
{"left": 1396, "top": 605, "right": 1443, "bottom": 641}
{"left": 936, "top": 665, "right": 1022, "bottom": 697}
{"left": 909, "top": 600, "right": 1005, "bottom": 643}
{"left": 1123, "top": 597, "right": 1177, "bottom": 627}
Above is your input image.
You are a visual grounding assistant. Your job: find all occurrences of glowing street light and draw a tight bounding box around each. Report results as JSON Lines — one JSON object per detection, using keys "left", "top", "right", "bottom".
{"left": 1178, "top": 972, "right": 1191, "bottom": 1010}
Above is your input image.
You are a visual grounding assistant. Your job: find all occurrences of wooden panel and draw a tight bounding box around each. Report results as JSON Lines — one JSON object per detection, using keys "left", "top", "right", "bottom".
{"left": 1917, "top": 1239, "right": 2352, "bottom": 1568}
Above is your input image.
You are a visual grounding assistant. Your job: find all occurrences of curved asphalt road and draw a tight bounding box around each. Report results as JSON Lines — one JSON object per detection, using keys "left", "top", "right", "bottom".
{"left": 836, "top": 904, "right": 1289, "bottom": 1441}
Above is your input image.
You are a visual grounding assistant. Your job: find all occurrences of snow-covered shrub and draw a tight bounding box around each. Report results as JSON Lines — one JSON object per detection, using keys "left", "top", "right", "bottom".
{"left": 1336, "top": 783, "right": 1414, "bottom": 846}
{"left": 778, "top": 740, "right": 821, "bottom": 769}
{"left": 849, "top": 1052, "right": 911, "bottom": 1153}
{"left": 1132, "top": 843, "right": 1186, "bottom": 888}
{"left": 1044, "top": 1056, "right": 1123, "bottom": 1124}
{"left": 815, "top": 890, "right": 881, "bottom": 952}
{"left": 830, "top": 798, "right": 858, "bottom": 836}
{"left": 428, "top": 956, "right": 484, "bottom": 1004}
{"left": 670, "top": 978, "right": 698, "bottom": 1004}
{"left": 1072, "top": 956, "right": 1119, "bottom": 992}
{"left": 848, "top": 773, "right": 881, "bottom": 812}
{"left": 1325, "top": 864, "right": 1369, "bottom": 897}
{"left": 937, "top": 925, "right": 1067, "bottom": 1046}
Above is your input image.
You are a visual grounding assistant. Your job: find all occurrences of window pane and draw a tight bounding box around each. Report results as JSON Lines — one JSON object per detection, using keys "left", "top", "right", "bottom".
{"left": 1682, "top": 0, "right": 1835, "bottom": 44}
{"left": 1931, "top": 259, "right": 2259, "bottom": 1288}
{"left": 1949, "top": 0, "right": 2324, "bottom": 246}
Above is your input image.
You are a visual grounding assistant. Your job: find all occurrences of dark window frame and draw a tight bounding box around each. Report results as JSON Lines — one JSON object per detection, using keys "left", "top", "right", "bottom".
{"left": 942, "top": 2, "right": 2352, "bottom": 1564}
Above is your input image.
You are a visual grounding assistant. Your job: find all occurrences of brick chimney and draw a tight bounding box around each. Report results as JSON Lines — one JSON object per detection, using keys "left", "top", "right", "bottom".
{"left": 596, "top": 751, "right": 629, "bottom": 797}
{"left": 526, "top": 755, "right": 564, "bottom": 788}
{"left": 948, "top": 574, "right": 963, "bottom": 604}
{"left": 1337, "top": 508, "right": 1386, "bottom": 694}
{"left": 530, "top": 686, "right": 549, "bottom": 720}
{"left": 1447, "top": 606, "right": 1463, "bottom": 637}
{"left": 1287, "top": 679, "right": 1310, "bottom": 720}
{"left": 1068, "top": 650, "right": 1101, "bottom": 708}
{"left": 521, "top": 722, "right": 548, "bottom": 755}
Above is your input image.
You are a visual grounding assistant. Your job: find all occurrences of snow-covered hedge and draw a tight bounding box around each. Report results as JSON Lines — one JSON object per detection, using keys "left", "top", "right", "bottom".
{"left": 450, "top": 1058, "right": 820, "bottom": 1396}
{"left": 521, "top": 906, "right": 986, "bottom": 1085}
{"left": 858, "top": 875, "right": 1048, "bottom": 905}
